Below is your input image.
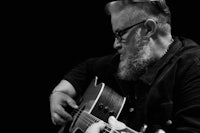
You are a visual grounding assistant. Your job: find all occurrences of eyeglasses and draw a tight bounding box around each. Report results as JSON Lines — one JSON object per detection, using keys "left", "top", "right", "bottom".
{"left": 114, "top": 20, "right": 146, "bottom": 42}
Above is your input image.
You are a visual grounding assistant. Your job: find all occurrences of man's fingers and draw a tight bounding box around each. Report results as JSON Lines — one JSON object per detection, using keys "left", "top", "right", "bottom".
{"left": 52, "top": 113, "right": 66, "bottom": 125}
{"left": 108, "top": 116, "right": 126, "bottom": 130}
{"left": 85, "top": 121, "right": 105, "bottom": 133}
{"left": 50, "top": 92, "right": 78, "bottom": 125}
{"left": 64, "top": 94, "right": 78, "bottom": 109}
{"left": 55, "top": 105, "right": 72, "bottom": 121}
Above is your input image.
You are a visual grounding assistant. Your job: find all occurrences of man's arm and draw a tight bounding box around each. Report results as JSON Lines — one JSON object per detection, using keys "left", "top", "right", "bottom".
{"left": 52, "top": 79, "right": 76, "bottom": 97}
{"left": 50, "top": 80, "right": 78, "bottom": 125}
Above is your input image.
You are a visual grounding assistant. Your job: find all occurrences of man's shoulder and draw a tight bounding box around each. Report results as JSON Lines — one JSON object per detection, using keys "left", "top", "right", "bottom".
{"left": 174, "top": 37, "right": 200, "bottom": 70}
{"left": 176, "top": 36, "right": 200, "bottom": 58}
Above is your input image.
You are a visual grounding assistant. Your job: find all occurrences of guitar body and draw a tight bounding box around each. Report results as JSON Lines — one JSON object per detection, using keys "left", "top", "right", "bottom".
{"left": 68, "top": 78, "right": 126, "bottom": 133}
{"left": 59, "top": 78, "right": 139, "bottom": 133}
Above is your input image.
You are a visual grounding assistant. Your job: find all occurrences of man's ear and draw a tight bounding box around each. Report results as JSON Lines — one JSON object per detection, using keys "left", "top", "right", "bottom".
{"left": 144, "top": 19, "right": 157, "bottom": 38}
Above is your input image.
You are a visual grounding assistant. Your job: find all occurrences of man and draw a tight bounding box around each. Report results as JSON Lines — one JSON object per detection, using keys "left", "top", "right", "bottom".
{"left": 50, "top": 0, "right": 200, "bottom": 132}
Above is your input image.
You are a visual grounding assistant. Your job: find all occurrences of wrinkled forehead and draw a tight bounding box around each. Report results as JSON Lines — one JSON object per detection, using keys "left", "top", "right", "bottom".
{"left": 111, "top": 7, "right": 146, "bottom": 32}
{"left": 111, "top": 9, "right": 129, "bottom": 30}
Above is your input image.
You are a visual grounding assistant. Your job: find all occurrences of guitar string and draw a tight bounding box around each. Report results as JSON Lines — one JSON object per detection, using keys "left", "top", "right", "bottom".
{"left": 76, "top": 113, "right": 119, "bottom": 133}
{"left": 72, "top": 110, "right": 114, "bottom": 132}
{"left": 71, "top": 109, "right": 113, "bottom": 129}
{"left": 70, "top": 109, "right": 119, "bottom": 133}
{"left": 70, "top": 109, "right": 138, "bottom": 133}
{"left": 71, "top": 111, "right": 138, "bottom": 133}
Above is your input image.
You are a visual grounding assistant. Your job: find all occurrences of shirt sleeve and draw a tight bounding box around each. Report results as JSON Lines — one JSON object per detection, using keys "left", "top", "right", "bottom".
{"left": 62, "top": 54, "right": 117, "bottom": 97}
{"left": 63, "top": 58, "right": 97, "bottom": 97}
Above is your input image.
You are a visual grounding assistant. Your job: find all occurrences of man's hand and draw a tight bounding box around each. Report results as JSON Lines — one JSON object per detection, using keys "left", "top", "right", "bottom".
{"left": 50, "top": 91, "right": 78, "bottom": 125}
{"left": 108, "top": 116, "right": 126, "bottom": 130}
{"left": 85, "top": 121, "right": 106, "bottom": 133}
{"left": 85, "top": 116, "right": 126, "bottom": 133}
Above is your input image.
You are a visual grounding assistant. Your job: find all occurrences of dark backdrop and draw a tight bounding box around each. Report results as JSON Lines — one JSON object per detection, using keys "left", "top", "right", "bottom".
{"left": 7, "top": 0, "right": 200, "bottom": 132}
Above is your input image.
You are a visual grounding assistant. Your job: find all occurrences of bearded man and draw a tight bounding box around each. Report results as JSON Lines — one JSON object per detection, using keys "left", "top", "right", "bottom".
{"left": 50, "top": 0, "right": 200, "bottom": 133}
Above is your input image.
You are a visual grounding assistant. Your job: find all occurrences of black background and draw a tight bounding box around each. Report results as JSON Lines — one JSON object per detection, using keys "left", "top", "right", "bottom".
{"left": 5, "top": 0, "right": 200, "bottom": 132}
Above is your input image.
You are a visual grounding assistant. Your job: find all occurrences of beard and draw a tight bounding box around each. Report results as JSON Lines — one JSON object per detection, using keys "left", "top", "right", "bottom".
{"left": 117, "top": 35, "right": 156, "bottom": 81}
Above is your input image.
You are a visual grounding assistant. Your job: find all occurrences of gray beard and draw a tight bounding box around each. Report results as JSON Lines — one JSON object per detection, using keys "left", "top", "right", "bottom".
{"left": 117, "top": 42, "right": 155, "bottom": 81}
{"left": 117, "top": 55, "right": 147, "bottom": 81}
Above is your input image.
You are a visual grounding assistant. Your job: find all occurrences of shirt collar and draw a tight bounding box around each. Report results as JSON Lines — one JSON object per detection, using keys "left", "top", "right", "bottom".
{"left": 110, "top": 37, "right": 182, "bottom": 86}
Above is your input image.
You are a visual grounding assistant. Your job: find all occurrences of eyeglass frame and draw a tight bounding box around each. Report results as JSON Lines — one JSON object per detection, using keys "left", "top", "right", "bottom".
{"left": 114, "top": 20, "right": 146, "bottom": 43}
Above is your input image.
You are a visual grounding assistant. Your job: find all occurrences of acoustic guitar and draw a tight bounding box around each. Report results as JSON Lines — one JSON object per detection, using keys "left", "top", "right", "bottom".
{"left": 60, "top": 77, "right": 146, "bottom": 133}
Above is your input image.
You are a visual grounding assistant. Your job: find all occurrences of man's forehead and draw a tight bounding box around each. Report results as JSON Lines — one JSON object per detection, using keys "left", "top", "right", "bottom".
{"left": 111, "top": 8, "right": 133, "bottom": 31}
{"left": 111, "top": 12, "right": 128, "bottom": 31}
{"left": 111, "top": 7, "right": 144, "bottom": 31}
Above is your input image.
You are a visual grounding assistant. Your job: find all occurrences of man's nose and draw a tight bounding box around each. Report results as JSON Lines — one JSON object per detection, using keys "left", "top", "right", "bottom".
{"left": 113, "top": 39, "right": 122, "bottom": 50}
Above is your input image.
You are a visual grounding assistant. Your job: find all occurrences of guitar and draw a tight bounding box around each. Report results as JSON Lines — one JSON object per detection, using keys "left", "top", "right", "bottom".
{"left": 60, "top": 77, "right": 147, "bottom": 133}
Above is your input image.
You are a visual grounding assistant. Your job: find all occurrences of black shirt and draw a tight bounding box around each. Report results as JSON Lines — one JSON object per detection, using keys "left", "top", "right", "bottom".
{"left": 64, "top": 37, "right": 200, "bottom": 133}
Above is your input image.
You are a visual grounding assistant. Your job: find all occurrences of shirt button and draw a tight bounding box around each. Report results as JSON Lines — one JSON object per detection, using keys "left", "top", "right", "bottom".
{"left": 166, "top": 120, "right": 172, "bottom": 125}
{"left": 129, "top": 108, "right": 134, "bottom": 112}
{"left": 135, "top": 95, "right": 138, "bottom": 100}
